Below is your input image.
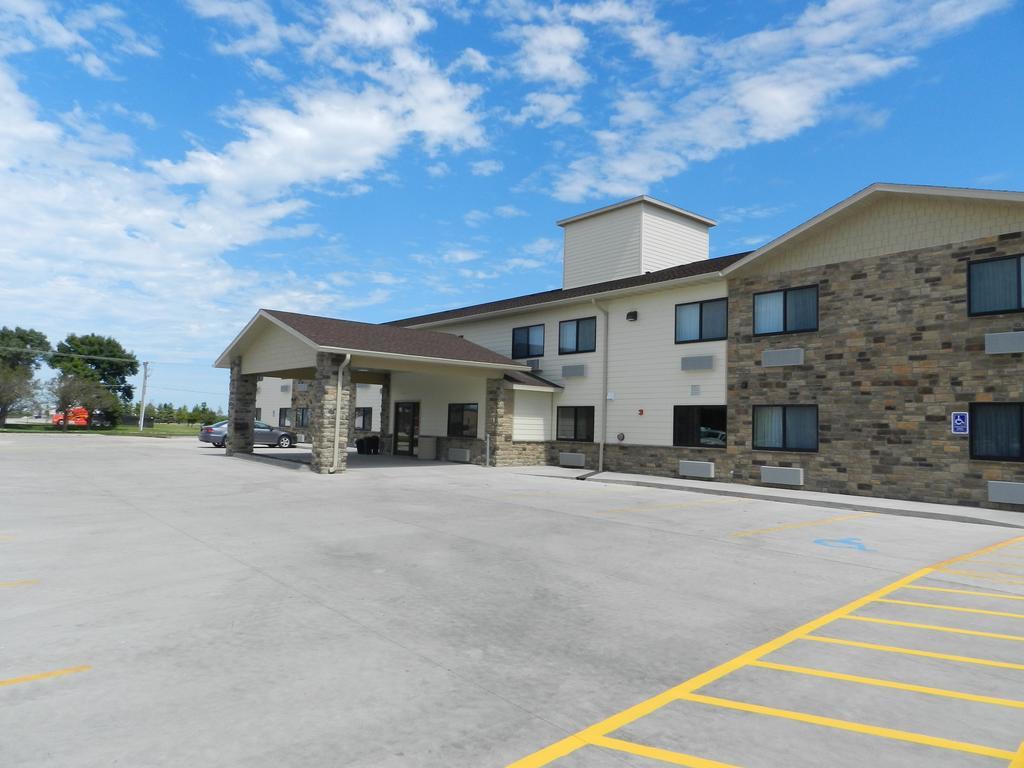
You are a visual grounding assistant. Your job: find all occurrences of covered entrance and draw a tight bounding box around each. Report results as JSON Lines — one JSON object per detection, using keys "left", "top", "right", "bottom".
{"left": 214, "top": 309, "right": 546, "bottom": 474}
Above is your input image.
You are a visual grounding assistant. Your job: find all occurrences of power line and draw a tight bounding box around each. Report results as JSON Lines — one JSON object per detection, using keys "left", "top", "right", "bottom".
{"left": 0, "top": 346, "right": 139, "bottom": 364}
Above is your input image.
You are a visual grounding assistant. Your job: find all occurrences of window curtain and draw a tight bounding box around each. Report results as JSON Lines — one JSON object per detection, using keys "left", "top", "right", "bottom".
{"left": 702, "top": 299, "right": 728, "bottom": 339}
{"left": 973, "top": 404, "right": 1022, "bottom": 458}
{"left": 557, "top": 408, "right": 575, "bottom": 440}
{"left": 970, "top": 259, "right": 1018, "bottom": 313}
{"left": 528, "top": 325, "right": 544, "bottom": 356}
{"left": 786, "top": 287, "right": 817, "bottom": 331}
{"left": 785, "top": 406, "right": 818, "bottom": 450}
{"left": 675, "top": 304, "right": 700, "bottom": 341}
{"left": 754, "top": 406, "right": 783, "bottom": 448}
{"left": 754, "top": 293, "right": 784, "bottom": 334}
{"left": 559, "top": 322, "right": 576, "bottom": 353}
{"left": 578, "top": 318, "right": 597, "bottom": 351}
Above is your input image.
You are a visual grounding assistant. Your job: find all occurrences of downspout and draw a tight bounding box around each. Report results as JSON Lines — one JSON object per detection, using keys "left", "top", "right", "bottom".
{"left": 328, "top": 354, "right": 351, "bottom": 474}
{"left": 592, "top": 298, "right": 609, "bottom": 473}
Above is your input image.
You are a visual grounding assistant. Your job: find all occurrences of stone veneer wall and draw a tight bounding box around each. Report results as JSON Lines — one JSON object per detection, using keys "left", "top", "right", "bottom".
{"left": 309, "top": 352, "right": 351, "bottom": 474}
{"left": 727, "top": 230, "right": 1024, "bottom": 510}
{"left": 435, "top": 435, "right": 486, "bottom": 465}
{"left": 226, "top": 356, "right": 257, "bottom": 455}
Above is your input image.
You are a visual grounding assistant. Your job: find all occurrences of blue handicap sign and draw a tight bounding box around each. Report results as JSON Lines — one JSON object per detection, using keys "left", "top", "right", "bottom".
{"left": 951, "top": 412, "right": 969, "bottom": 435}
{"left": 814, "top": 537, "right": 875, "bottom": 552}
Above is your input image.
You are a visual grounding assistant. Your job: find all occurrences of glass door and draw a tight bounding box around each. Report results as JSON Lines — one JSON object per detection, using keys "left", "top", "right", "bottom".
{"left": 393, "top": 402, "right": 420, "bottom": 456}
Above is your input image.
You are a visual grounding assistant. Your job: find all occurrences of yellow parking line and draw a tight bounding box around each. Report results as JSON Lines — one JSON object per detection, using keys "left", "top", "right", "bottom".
{"left": 730, "top": 512, "right": 875, "bottom": 538}
{"left": 937, "top": 568, "right": 1024, "bottom": 584}
{"left": 751, "top": 660, "right": 1024, "bottom": 709}
{"left": 1012, "top": 741, "right": 1024, "bottom": 768}
{"left": 0, "top": 579, "right": 38, "bottom": 588}
{"left": 507, "top": 535, "right": 1024, "bottom": 768}
{"left": 0, "top": 665, "right": 91, "bottom": 688}
{"left": 803, "top": 635, "right": 1024, "bottom": 671}
{"left": 841, "top": 615, "right": 1024, "bottom": 642}
{"left": 902, "top": 585, "right": 1024, "bottom": 602}
{"left": 590, "top": 736, "right": 739, "bottom": 767}
{"left": 875, "top": 598, "right": 1024, "bottom": 620}
{"left": 677, "top": 693, "right": 1016, "bottom": 760}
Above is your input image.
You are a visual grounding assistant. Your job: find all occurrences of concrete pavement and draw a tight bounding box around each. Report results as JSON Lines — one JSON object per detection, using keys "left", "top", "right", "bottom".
{"left": 1, "top": 434, "right": 1022, "bottom": 767}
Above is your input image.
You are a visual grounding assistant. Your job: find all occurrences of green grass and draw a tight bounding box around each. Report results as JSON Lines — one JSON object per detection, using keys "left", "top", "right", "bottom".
{"left": 0, "top": 422, "right": 202, "bottom": 437}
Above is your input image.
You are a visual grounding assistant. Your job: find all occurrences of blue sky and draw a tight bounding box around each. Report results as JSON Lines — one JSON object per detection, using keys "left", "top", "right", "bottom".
{"left": 1, "top": 0, "right": 1022, "bottom": 409}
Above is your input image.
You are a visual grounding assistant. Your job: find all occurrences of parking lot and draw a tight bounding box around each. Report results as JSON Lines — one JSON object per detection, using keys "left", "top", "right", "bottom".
{"left": 2, "top": 434, "right": 1023, "bottom": 767}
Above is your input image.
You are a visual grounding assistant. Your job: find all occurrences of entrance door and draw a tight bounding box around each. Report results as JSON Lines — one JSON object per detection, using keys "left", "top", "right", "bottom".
{"left": 393, "top": 402, "right": 420, "bottom": 456}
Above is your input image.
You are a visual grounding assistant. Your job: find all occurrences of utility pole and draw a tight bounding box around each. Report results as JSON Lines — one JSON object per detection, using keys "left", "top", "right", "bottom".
{"left": 138, "top": 361, "right": 150, "bottom": 432}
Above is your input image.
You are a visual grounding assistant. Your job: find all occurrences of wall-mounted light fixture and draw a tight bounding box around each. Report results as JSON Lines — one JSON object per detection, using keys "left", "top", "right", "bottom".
{"left": 626, "top": 310, "right": 638, "bottom": 321}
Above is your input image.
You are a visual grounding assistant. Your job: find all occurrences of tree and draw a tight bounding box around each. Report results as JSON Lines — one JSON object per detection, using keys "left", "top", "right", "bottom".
{"left": 174, "top": 405, "right": 190, "bottom": 424}
{"left": 0, "top": 327, "right": 50, "bottom": 427}
{"left": 0, "top": 367, "right": 36, "bottom": 426}
{"left": 156, "top": 402, "right": 175, "bottom": 423}
{"left": 47, "top": 374, "right": 116, "bottom": 432}
{"left": 52, "top": 334, "right": 139, "bottom": 403}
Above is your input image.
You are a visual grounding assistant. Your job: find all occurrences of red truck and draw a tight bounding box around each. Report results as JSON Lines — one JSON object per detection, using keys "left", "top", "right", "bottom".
{"left": 52, "top": 407, "right": 90, "bottom": 427}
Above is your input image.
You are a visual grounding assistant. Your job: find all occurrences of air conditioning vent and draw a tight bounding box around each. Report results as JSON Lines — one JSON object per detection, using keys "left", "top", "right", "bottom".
{"left": 526, "top": 359, "right": 541, "bottom": 371}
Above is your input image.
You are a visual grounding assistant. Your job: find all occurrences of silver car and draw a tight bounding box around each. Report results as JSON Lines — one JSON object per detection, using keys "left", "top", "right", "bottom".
{"left": 198, "top": 420, "right": 297, "bottom": 448}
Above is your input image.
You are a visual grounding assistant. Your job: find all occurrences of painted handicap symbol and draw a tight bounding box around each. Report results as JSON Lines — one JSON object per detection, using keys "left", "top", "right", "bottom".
{"left": 814, "top": 536, "right": 875, "bottom": 552}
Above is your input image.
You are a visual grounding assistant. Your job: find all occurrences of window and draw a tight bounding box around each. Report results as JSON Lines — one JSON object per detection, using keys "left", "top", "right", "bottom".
{"left": 969, "top": 254, "right": 1024, "bottom": 316}
{"left": 354, "top": 407, "right": 372, "bottom": 431}
{"left": 254, "top": 408, "right": 262, "bottom": 421}
{"left": 280, "top": 383, "right": 291, "bottom": 393}
{"left": 673, "top": 406, "right": 727, "bottom": 447}
{"left": 295, "top": 407, "right": 309, "bottom": 428}
{"left": 278, "top": 408, "right": 292, "bottom": 428}
{"left": 297, "top": 380, "right": 309, "bottom": 392}
{"left": 754, "top": 285, "right": 818, "bottom": 335}
{"left": 752, "top": 405, "right": 818, "bottom": 451}
{"left": 675, "top": 298, "right": 728, "bottom": 343}
{"left": 512, "top": 324, "right": 545, "bottom": 358}
{"left": 970, "top": 403, "right": 1024, "bottom": 461}
{"left": 558, "top": 316, "right": 597, "bottom": 354}
{"left": 556, "top": 406, "right": 595, "bottom": 442}
{"left": 447, "top": 403, "right": 479, "bottom": 437}
{"left": 255, "top": 421, "right": 271, "bottom": 430}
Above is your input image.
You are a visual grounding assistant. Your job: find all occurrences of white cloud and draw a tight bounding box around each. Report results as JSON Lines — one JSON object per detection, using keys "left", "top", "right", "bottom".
{"left": 509, "top": 91, "right": 582, "bottom": 128}
{"left": 442, "top": 248, "right": 482, "bottom": 263}
{"left": 522, "top": 237, "right": 559, "bottom": 257}
{"left": 448, "top": 47, "right": 490, "bottom": 73}
{"left": 470, "top": 159, "right": 503, "bottom": 176}
{"left": 369, "top": 271, "right": 405, "bottom": 285}
{"left": 463, "top": 209, "right": 490, "bottom": 227}
{"left": 109, "top": 103, "right": 158, "bottom": 129}
{"left": 502, "top": 257, "right": 543, "bottom": 270}
{"left": 458, "top": 267, "right": 499, "bottom": 280}
{"left": 511, "top": 23, "right": 589, "bottom": 87}
{"left": 494, "top": 205, "right": 526, "bottom": 218}
{"left": 549, "top": 0, "right": 1011, "bottom": 201}
{"left": 184, "top": 0, "right": 301, "bottom": 55}
{"left": 250, "top": 56, "right": 285, "bottom": 80}
{"left": 717, "top": 204, "right": 787, "bottom": 224}
{"left": 426, "top": 161, "right": 449, "bottom": 177}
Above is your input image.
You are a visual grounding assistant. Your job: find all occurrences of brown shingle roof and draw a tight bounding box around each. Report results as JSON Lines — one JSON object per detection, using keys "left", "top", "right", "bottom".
{"left": 263, "top": 309, "right": 521, "bottom": 367}
{"left": 503, "top": 370, "right": 562, "bottom": 389}
{"left": 389, "top": 252, "right": 748, "bottom": 327}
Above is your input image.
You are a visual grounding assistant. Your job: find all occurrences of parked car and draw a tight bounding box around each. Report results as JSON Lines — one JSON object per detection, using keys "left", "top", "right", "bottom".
{"left": 53, "top": 407, "right": 90, "bottom": 427}
{"left": 199, "top": 420, "right": 297, "bottom": 448}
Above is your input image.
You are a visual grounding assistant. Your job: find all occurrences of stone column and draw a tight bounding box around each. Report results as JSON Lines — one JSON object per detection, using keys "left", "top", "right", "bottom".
{"left": 485, "top": 377, "right": 513, "bottom": 467}
{"left": 310, "top": 352, "right": 351, "bottom": 474}
{"left": 226, "top": 356, "right": 257, "bottom": 456}
{"left": 378, "top": 373, "right": 392, "bottom": 456}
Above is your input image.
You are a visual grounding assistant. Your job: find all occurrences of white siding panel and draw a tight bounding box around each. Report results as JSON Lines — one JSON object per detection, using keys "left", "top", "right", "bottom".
{"left": 239, "top": 319, "right": 315, "bottom": 375}
{"left": 563, "top": 204, "right": 642, "bottom": 289}
{"left": 390, "top": 371, "right": 488, "bottom": 439}
{"left": 604, "top": 283, "right": 727, "bottom": 446}
{"left": 641, "top": 204, "right": 710, "bottom": 271}
{"left": 512, "top": 390, "right": 552, "bottom": 441}
{"left": 254, "top": 376, "right": 292, "bottom": 424}
{"left": 440, "top": 279, "right": 729, "bottom": 448}
{"left": 749, "top": 195, "right": 1024, "bottom": 275}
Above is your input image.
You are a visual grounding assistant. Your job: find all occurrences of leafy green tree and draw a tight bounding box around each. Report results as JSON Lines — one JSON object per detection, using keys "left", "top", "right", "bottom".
{"left": 0, "top": 327, "right": 51, "bottom": 370}
{"left": 52, "top": 334, "right": 139, "bottom": 403}
{"left": 174, "top": 405, "right": 190, "bottom": 424}
{"left": 156, "top": 402, "right": 175, "bottom": 423}
{"left": 0, "top": 327, "right": 50, "bottom": 426}
{"left": 47, "top": 374, "right": 115, "bottom": 433}
{"left": 0, "top": 367, "right": 36, "bottom": 426}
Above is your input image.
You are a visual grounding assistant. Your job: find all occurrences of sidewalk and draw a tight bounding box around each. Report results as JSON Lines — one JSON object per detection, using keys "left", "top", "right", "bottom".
{"left": 581, "top": 470, "right": 1024, "bottom": 529}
